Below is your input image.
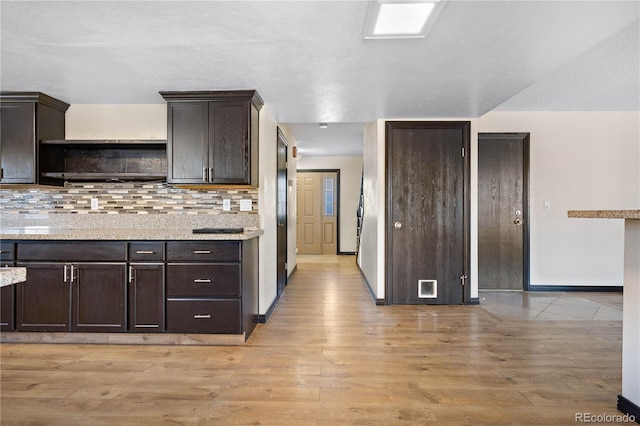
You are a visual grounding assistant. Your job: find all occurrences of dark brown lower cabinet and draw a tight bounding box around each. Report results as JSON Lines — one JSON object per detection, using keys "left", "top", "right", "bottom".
{"left": 8, "top": 239, "right": 258, "bottom": 338}
{"left": 73, "top": 263, "right": 126, "bottom": 332}
{"left": 166, "top": 299, "right": 241, "bottom": 334}
{"left": 1, "top": 255, "right": 16, "bottom": 331}
{"left": 165, "top": 239, "right": 258, "bottom": 338}
{"left": 16, "top": 263, "right": 70, "bottom": 332}
{"left": 1, "top": 285, "right": 15, "bottom": 331}
{"left": 129, "top": 263, "right": 165, "bottom": 332}
{"left": 16, "top": 262, "right": 126, "bottom": 332}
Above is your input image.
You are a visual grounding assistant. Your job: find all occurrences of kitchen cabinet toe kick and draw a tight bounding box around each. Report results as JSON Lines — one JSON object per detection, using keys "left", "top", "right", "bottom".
{"left": 0, "top": 331, "right": 249, "bottom": 346}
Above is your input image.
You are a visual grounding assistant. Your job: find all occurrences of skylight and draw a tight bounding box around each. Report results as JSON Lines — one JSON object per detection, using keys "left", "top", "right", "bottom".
{"left": 364, "top": 1, "right": 442, "bottom": 39}
{"left": 373, "top": 3, "right": 435, "bottom": 36}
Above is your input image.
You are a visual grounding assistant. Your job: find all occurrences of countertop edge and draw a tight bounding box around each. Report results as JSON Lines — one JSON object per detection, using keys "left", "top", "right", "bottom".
{"left": 568, "top": 210, "right": 640, "bottom": 220}
{"left": 0, "top": 229, "right": 264, "bottom": 241}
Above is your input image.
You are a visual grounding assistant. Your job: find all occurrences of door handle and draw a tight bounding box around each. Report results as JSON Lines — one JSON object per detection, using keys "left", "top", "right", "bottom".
{"left": 514, "top": 218, "right": 523, "bottom": 225}
{"left": 393, "top": 222, "right": 402, "bottom": 229}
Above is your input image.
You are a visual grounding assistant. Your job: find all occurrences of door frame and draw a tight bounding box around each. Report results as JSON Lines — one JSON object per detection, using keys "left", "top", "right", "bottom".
{"left": 296, "top": 169, "right": 341, "bottom": 255}
{"left": 478, "top": 132, "right": 531, "bottom": 291}
{"left": 385, "top": 121, "right": 471, "bottom": 305}
{"left": 276, "top": 127, "right": 288, "bottom": 296}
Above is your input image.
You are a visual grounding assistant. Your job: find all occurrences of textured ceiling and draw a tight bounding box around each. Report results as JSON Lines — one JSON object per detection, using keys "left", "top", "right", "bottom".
{"left": 1, "top": 1, "right": 638, "bottom": 156}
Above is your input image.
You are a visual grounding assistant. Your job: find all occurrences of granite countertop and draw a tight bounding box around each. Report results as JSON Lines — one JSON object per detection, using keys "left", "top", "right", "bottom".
{"left": 0, "top": 267, "right": 26, "bottom": 287}
{"left": 568, "top": 210, "right": 640, "bottom": 220}
{"left": 0, "top": 227, "right": 264, "bottom": 241}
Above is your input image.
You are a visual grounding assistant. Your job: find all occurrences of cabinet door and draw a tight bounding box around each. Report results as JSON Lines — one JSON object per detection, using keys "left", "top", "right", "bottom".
{"left": 0, "top": 103, "right": 36, "bottom": 183}
{"left": 16, "top": 263, "right": 70, "bottom": 332}
{"left": 72, "top": 263, "right": 127, "bottom": 332}
{"left": 167, "top": 102, "right": 209, "bottom": 183}
{"left": 129, "top": 263, "right": 165, "bottom": 332}
{"left": 209, "top": 101, "right": 250, "bottom": 184}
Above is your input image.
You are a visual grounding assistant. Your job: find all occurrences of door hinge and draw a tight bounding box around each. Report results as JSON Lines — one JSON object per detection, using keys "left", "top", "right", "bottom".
{"left": 461, "top": 147, "right": 465, "bottom": 157}
{"left": 459, "top": 275, "right": 467, "bottom": 286}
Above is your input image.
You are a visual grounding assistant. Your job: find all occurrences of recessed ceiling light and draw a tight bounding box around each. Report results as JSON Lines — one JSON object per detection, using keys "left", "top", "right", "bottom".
{"left": 364, "top": 1, "right": 443, "bottom": 39}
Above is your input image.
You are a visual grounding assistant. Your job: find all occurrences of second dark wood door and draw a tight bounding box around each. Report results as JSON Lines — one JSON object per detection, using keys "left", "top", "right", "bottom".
{"left": 386, "top": 121, "right": 470, "bottom": 305}
{"left": 478, "top": 133, "right": 529, "bottom": 290}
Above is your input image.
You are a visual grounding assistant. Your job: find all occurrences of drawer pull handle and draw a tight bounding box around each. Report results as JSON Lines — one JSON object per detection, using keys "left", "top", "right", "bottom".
{"left": 193, "top": 250, "right": 211, "bottom": 254}
{"left": 193, "top": 314, "right": 212, "bottom": 319}
{"left": 136, "top": 250, "right": 156, "bottom": 254}
{"left": 193, "top": 279, "right": 212, "bottom": 284}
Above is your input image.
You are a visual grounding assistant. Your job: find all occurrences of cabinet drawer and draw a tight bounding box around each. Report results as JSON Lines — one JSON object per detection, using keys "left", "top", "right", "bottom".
{"left": 166, "top": 241, "right": 240, "bottom": 262}
{"left": 167, "top": 264, "right": 240, "bottom": 297}
{"left": 0, "top": 242, "right": 15, "bottom": 261}
{"left": 17, "top": 241, "right": 127, "bottom": 262}
{"left": 166, "top": 299, "right": 241, "bottom": 334}
{"left": 129, "top": 242, "right": 165, "bottom": 261}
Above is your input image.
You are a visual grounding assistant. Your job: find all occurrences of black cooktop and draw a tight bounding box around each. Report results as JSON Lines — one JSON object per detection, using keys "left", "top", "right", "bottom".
{"left": 192, "top": 228, "right": 244, "bottom": 234}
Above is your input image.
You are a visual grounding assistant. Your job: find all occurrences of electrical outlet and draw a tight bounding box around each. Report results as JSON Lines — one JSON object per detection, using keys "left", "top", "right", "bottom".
{"left": 91, "top": 198, "right": 99, "bottom": 210}
{"left": 222, "top": 199, "right": 231, "bottom": 211}
{"left": 544, "top": 201, "right": 551, "bottom": 211}
{"left": 239, "top": 199, "right": 252, "bottom": 211}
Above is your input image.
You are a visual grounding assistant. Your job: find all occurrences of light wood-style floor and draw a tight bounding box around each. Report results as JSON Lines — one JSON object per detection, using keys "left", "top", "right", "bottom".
{"left": 0, "top": 255, "right": 624, "bottom": 425}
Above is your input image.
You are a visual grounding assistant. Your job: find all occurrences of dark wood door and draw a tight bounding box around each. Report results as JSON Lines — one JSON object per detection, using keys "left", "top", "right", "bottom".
{"left": 386, "top": 121, "right": 470, "bottom": 305}
{"left": 72, "top": 263, "right": 127, "bottom": 332}
{"left": 167, "top": 102, "right": 208, "bottom": 183}
{"left": 276, "top": 128, "right": 288, "bottom": 296}
{"left": 16, "top": 263, "right": 71, "bottom": 331}
{"left": 478, "top": 133, "right": 529, "bottom": 290}
{"left": 0, "top": 103, "right": 36, "bottom": 183}
{"left": 209, "top": 101, "right": 250, "bottom": 184}
{"left": 129, "top": 263, "right": 165, "bottom": 332}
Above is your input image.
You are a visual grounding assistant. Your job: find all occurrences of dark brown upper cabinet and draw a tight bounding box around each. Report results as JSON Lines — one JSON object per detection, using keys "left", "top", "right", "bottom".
{"left": 160, "top": 91, "right": 262, "bottom": 185}
{"left": 0, "top": 92, "right": 69, "bottom": 184}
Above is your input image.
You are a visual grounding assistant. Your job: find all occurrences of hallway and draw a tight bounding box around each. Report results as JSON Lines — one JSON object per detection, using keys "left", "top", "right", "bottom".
{"left": 0, "top": 255, "right": 624, "bottom": 425}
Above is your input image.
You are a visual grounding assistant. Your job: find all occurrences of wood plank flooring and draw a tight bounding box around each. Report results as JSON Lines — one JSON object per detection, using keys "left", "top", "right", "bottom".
{"left": 0, "top": 255, "right": 625, "bottom": 425}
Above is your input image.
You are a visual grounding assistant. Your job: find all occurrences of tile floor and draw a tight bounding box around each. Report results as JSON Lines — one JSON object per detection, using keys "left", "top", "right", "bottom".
{"left": 479, "top": 290, "right": 623, "bottom": 321}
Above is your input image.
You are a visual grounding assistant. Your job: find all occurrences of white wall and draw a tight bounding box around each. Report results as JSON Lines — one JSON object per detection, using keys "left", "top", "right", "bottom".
{"left": 258, "top": 106, "right": 278, "bottom": 315}
{"left": 296, "top": 155, "right": 363, "bottom": 253}
{"left": 66, "top": 105, "right": 166, "bottom": 139}
{"left": 478, "top": 111, "right": 640, "bottom": 286}
{"left": 358, "top": 121, "right": 384, "bottom": 299}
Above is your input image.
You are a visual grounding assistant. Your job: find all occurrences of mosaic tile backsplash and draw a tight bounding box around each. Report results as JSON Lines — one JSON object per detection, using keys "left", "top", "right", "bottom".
{"left": 0, "top": 183, "right": 258, "bottom": 216}
{"left": 0, "top": 183, "right": 260, "bottom": 230}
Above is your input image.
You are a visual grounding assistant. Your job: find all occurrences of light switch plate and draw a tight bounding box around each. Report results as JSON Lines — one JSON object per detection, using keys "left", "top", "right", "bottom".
{"left": 91, "top": 198, "right": 99, "bottom": 210}
{"left": 239, "top": 199, "right": 252, "bottom": 211}
{"left": 222, "top": 199, "right": 231, "bottom": 211}
{"left": 544, "top": 201, "right": 551, "bottom": 211}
